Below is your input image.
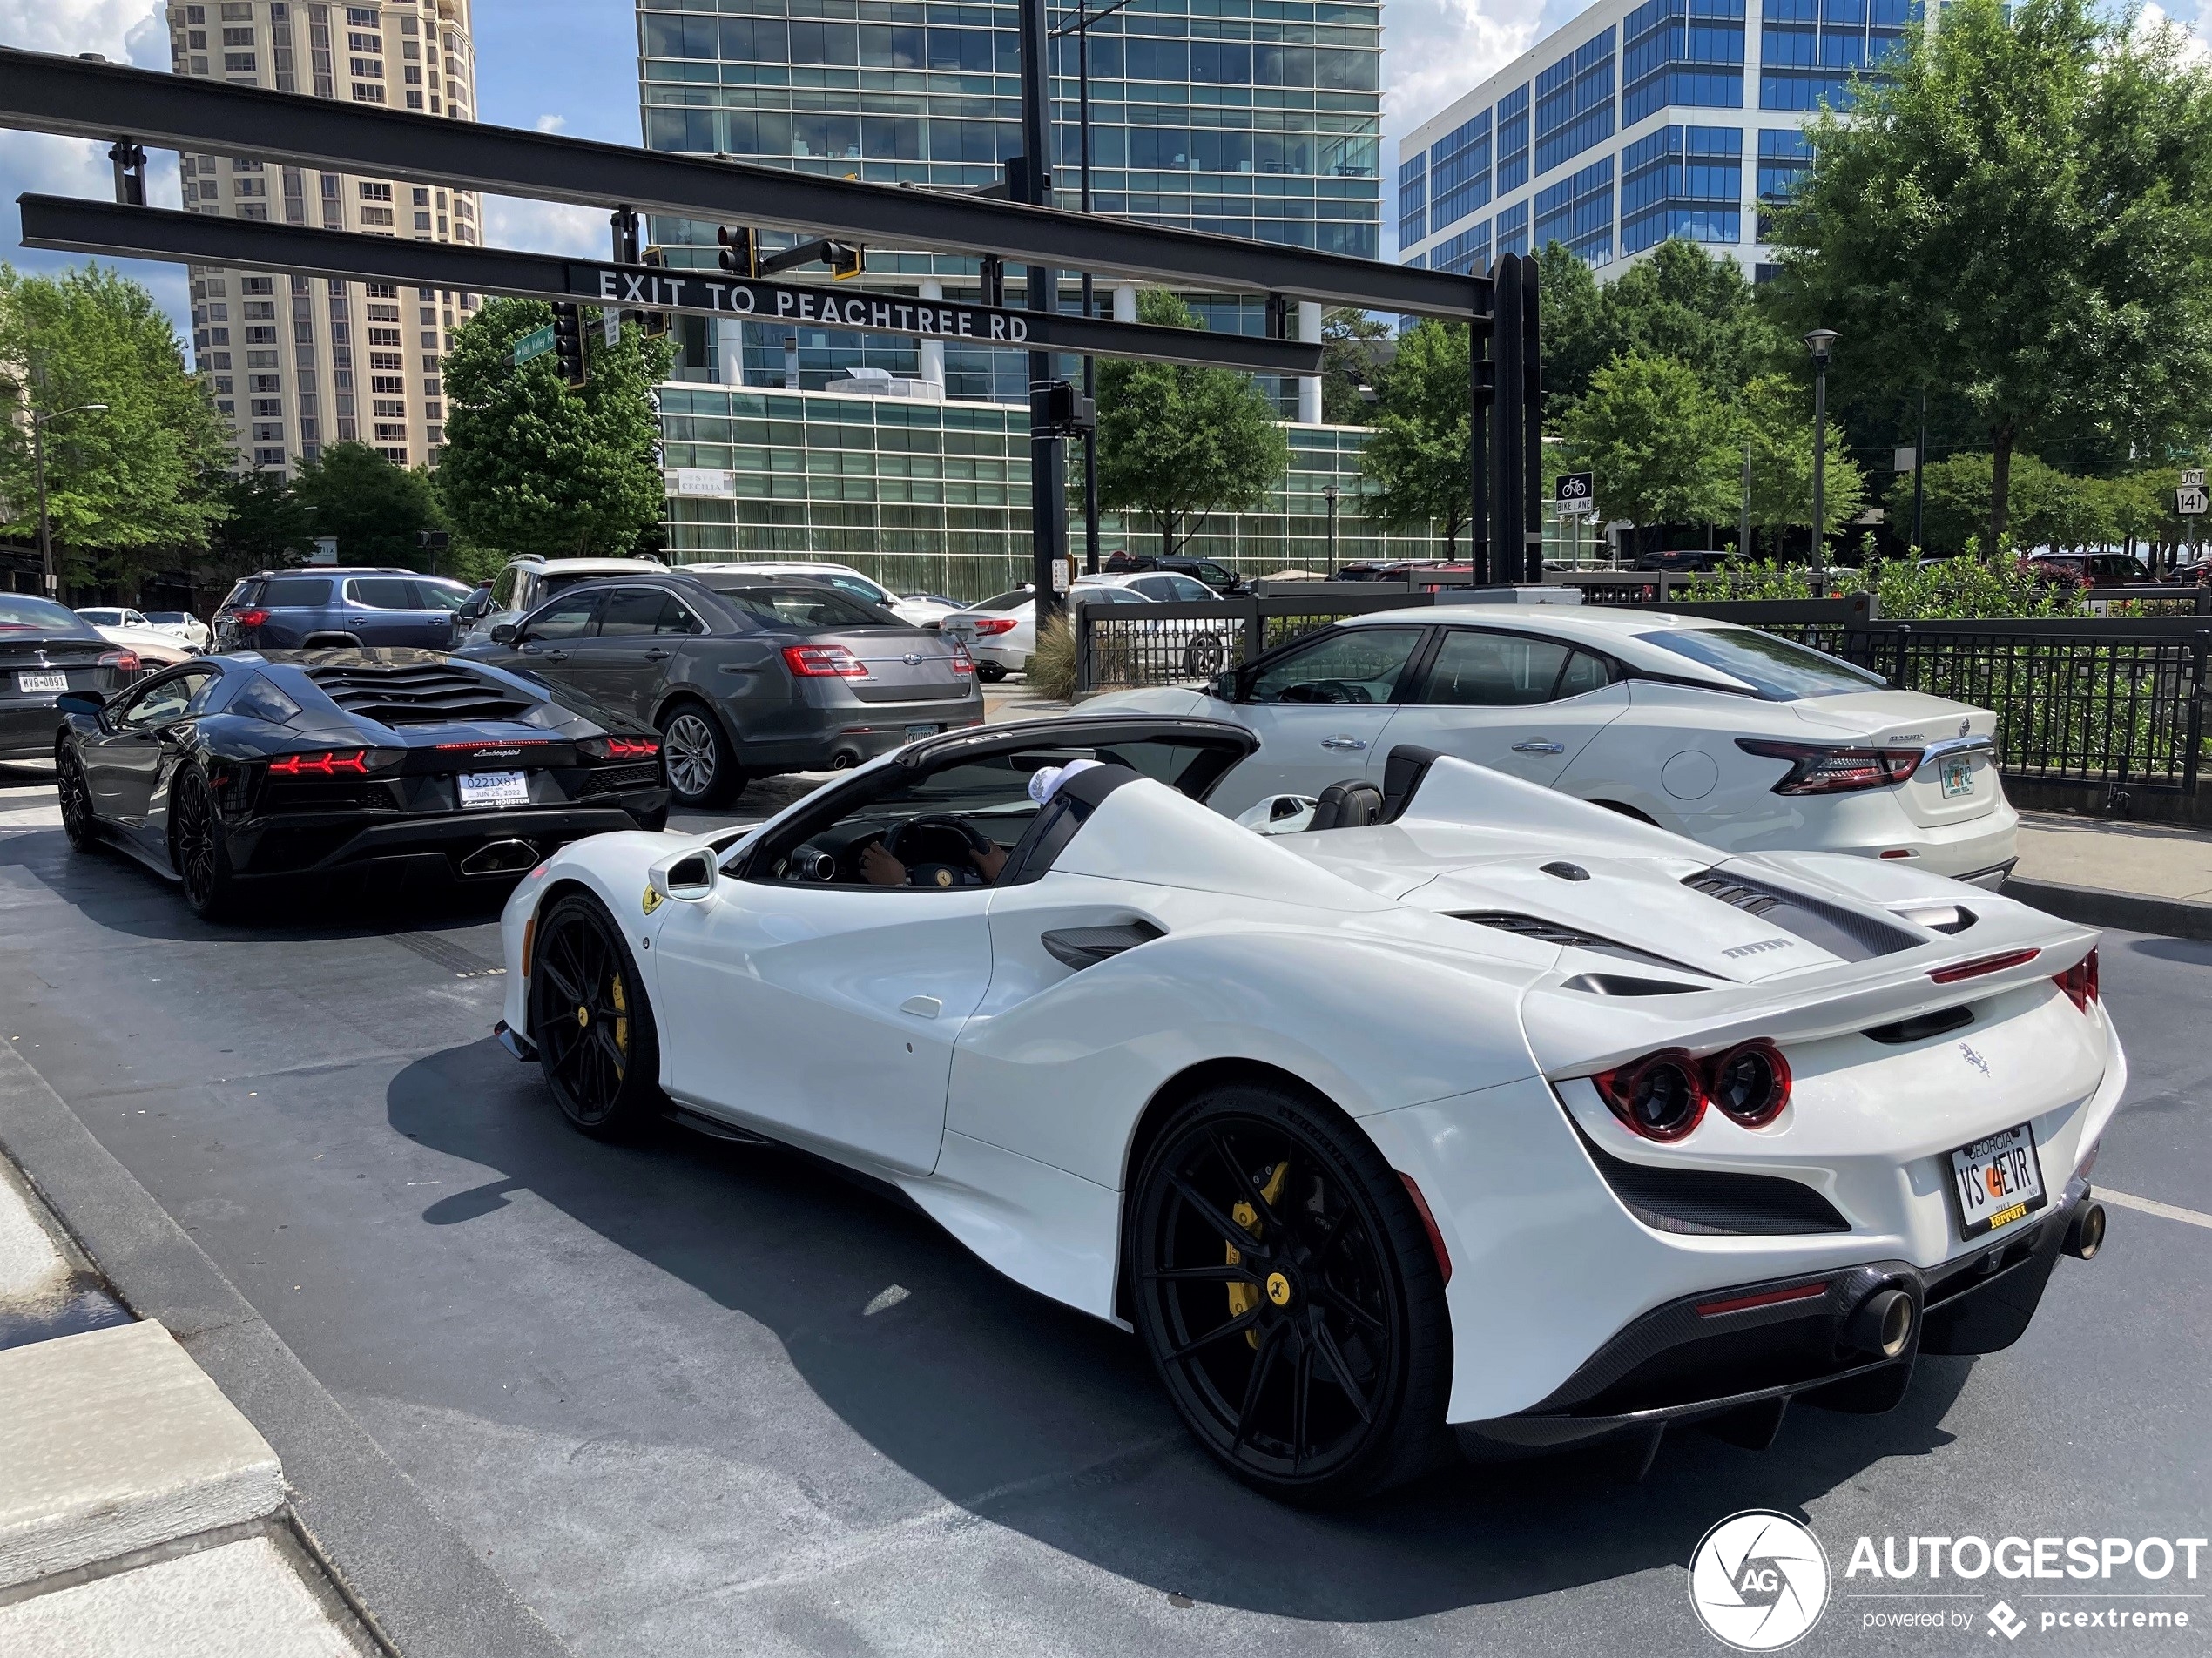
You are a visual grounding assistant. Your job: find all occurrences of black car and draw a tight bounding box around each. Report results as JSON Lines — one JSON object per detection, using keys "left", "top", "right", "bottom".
{"left": 2, "top": 595, "right": 144, "bottom": 763}
{"left": 1101, "top": 552, "right": 1246, "bottom": 592}
{"left": 460, "top": 571, "right": 983, "bottom": 809}
{"left": 1631, "top": 549, "right": 1737, "bottom": 574}
{"left": 53, "top": 650, "right": 671, "bottom": 920}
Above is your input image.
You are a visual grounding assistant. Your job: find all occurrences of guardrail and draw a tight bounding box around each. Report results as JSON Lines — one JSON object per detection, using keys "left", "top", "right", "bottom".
{"left": 1075, "top": 590, "right": 1437, "bottom": 695}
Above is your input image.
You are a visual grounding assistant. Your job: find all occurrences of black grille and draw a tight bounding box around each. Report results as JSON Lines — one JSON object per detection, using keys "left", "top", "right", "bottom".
{"left": 1456, "top": 913, "right": 1710, "bottom": 980}
{"left": 303, "top": 663, "right": 538, "bottom": 725}
{"left": 1683, "top": 867, "right": 1921, "bottom": 962}
{"left": 580, "top": 762, "right": 663, "bottom": 797}
{"left": 261, "top": 781, "right": 392, "bottom": 813}
{"left": 1572, "top": 1119, "right": 1851, "bottom": 1236}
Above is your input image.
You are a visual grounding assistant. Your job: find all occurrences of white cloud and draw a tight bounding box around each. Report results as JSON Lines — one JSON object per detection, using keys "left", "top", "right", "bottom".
{"left": 2137, "top": 3, "right": 2212, "bottom": 62}
{"left": 482, "top": 194, "right": 609, "bottom": 259}
{"left": 1383, "top": 0, "right": 1549, "bottom": 143}
{"left": 534, "top": 114, "right": 567, "bottom": 134}
{"left": 0, "top": 0, "right": 164, "bottom": 60}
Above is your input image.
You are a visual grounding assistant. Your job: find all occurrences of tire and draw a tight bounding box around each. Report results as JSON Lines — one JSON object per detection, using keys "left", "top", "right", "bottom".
{"left": 1127, "top": 1081, "right": 1453, "bottom": 1504}
{"left": 55, "top": 744, "right": 99, "bottom": 854}
{"left": 974, "top": 661, "right": 1008, "bottom": 684}
{"left": 169, "top": 765, "right": 239, "bottom": 921}
{"left": 1183, "top": 634, "right": 1226, "bottom": 677}
{"left": 658, "top": 702, "right": 742, "bottom": 809}
{"left": 529, "top": 893, "right": 664, "bottom": 1141}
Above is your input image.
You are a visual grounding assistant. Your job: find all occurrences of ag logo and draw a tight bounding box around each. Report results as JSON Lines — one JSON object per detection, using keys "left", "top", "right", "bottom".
{"left": 1689, "top": 1510, "right": 1831, "bottom": 1650}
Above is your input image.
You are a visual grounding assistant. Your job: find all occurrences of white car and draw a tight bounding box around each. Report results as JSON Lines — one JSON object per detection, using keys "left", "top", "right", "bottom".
{"left": 942, "top": 577, "right": 1231, "bottom": 684}
{"left": 493, "top": 714, "right": 2114, "bottom": 1502}
{"left": 1086, "top": 606, "right": 2020, "bottom": 887}
{"left": 680, "top": 561, "right": 960, "bottom": 630}
{"left": 73, "top": 611, "right": 196, "bottom": 668}
{"left": 459, "top": 555, "right": 671, "bottom": 644}
{"left": 138, "top": 610, "right": 212, "bottom": 651}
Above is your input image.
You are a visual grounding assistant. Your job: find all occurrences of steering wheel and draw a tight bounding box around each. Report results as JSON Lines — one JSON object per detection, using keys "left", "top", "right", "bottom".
{"left": 883, "top": 815, "right": 995, "bottom": 888}
{"left": 1280, "top": 678, "right": 1371, "bottom": 705}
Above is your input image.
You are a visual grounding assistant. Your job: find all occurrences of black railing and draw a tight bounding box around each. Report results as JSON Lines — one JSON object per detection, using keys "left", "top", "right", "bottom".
{"left": 1076, "top": 590, "right": 1437, "bottom": 694}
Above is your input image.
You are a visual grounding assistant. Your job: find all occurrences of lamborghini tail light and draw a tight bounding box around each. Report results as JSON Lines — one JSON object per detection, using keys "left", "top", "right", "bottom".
{"left": 2054, "top": 947, "right": 2100, "bottom": 1012}
{"left": 1704, "top": 1040, "right": 1791, "bottom": 1128}
{"left": 782, "top": 644, "right": 869, "bottom": 678}
{"left": 267, "top": 748, "right": 371, "bottom": 776}
{"left": 1737, "top": 738, "right": 1922, "bottom": 794}
{"left": 579, "top": 736, "right": 661, "bottom": 761}
{"left": 1593, "top": 1048, "right": 1707, "bottom": 1142}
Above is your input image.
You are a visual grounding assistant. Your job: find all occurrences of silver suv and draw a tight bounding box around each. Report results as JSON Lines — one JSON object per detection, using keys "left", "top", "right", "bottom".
{"left": 456, "top": 555, "right": 670, "bottom": 644}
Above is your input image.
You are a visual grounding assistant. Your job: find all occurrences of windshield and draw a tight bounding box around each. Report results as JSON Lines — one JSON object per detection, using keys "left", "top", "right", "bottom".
{"left": 1, "top": 596, "right": 102, "bottom": 637}
{"left": 145, "top": 612, "right": 192, "bottom": 625}
{"left": 1640, "top": 627, "right": 1886, "bottom": 700}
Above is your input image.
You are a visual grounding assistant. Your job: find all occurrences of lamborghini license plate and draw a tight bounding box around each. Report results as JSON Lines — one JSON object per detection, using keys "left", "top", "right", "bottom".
{"left": 1949, "top": 1122, "right": 2047, "bottom": 1238}
{"left": 1940, "top": 754, "right": 1977, "bottom": 798}
{"left": 458, "top": 770, "right": 529, "bottom": 809}
{"left": 17, "top": 671, "right": 67, "bottom": 693}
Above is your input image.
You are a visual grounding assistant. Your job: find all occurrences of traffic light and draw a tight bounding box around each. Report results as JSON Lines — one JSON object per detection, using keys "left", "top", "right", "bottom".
{"left": 716, "top": 225, "right": 758, "bottom": 279}
{"left": 550, "top": 303, "right": 588, "bottom": 388}
{"left": 826, "top": 240, "right": 866, "bottom": 282}
{"left": 637, "top": 246, "right": 671, "bottom": 338}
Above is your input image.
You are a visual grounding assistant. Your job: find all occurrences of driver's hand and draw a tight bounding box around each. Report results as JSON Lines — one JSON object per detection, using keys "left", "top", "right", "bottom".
{"left": 859, "top": 842, "right": 908, "bottom": 886}
{"left": 969, "top": 840, "right": 1008, "bottom": 881}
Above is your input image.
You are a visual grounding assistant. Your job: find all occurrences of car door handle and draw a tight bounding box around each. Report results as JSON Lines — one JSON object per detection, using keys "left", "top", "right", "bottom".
{"left": 641, "top": 649, "right": 671, "bottom": 663}
{"left": 899, "top": 995, "right": 942, "bottom": 1019}
{"left": 1320, "top": 735, "right": 1367, "bottom": 751}
{"left": 1512, "top": 739, "right": 1566, "bottom": 754}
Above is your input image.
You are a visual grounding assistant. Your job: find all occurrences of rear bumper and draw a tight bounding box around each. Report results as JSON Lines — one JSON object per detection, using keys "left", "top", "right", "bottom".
{"left": 0, "top": 703, "right": 62, "bottom": 761}
{"left": 737, "top": 703, "right": 985, "bottom": 772}
{"left": 1454, "top": 1175, "right": 2092, "bottom": 1459}
{"left": 226, "top": 802, "right": 660, "bottom": 879}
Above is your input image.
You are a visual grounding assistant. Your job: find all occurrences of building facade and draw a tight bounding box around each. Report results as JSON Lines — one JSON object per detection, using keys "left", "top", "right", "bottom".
{"left": 1398, "top": 0, "right": 1912, "bottom": 282}
{"left": 167, "top": 0, "right": 484, "bottom": 475}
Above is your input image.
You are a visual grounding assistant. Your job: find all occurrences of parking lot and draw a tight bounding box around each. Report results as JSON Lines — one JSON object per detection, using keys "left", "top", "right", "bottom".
{"left": 1, "top": 751, "right": 2208, "bottom": 1658}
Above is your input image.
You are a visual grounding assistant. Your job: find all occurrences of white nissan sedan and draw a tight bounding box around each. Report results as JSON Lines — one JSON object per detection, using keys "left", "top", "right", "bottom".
{"left": 1084, "top": 606, "right": 2020, "bottom": 886}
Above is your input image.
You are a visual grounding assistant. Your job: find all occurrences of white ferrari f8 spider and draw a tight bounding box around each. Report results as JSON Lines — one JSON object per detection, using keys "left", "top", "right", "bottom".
{"left": 494, "top": 716, "right": 2117, "bottom": 1503}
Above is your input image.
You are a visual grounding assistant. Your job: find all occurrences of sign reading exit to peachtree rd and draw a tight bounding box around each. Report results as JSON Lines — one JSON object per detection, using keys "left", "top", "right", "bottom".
{"left": 568, "top": 262, "right": 1037, "bottom": 345}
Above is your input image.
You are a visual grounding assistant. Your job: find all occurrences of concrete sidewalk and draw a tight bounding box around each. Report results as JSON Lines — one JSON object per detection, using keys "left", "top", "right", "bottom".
{"left": 2007, "top": 811, "right": 2212, "bottom": 941}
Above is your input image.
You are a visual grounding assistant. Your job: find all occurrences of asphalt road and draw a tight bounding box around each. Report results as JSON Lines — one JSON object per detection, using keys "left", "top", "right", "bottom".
{"left": 1, "top": 754, "right": 2206, "bottom": 1658}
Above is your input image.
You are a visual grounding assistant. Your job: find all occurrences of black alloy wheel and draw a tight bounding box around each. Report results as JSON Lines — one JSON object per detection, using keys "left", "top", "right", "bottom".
{"left": 1184, "top": 634, "right": 1227, "bottom": 677}
{"left": 1129, "top": 1082, "right": 1453, "bottom": 1504}
{"left": 658, "top": 703, "right": 741, "bottom": 809}
{"left": 55, "top": 744, "right": 98, "bottom": 853}
{"left": 529, "top": 893, "right": 664, "bottom": 1140}
{"left": 169, "top": 765, "right": 238, "bottom": 921}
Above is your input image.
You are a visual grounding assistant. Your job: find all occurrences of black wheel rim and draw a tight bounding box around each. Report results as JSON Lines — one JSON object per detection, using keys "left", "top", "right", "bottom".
{"left": 172, "top": 771, "right": 220, "bottom": 908}
{"left": 1136, "top": 1114, "right": 1399, "bottom": 1482}
{"left": 57, "top": 751, "right": 93, "bottom": 842}
{"left": 531, "top": 909, "right": 634, "bottom": 1125}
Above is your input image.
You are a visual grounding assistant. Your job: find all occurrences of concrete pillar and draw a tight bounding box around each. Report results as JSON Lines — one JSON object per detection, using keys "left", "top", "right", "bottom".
{"left": 714, "top": 317, "right": 745, "bottom": 387}
{"left": 918, "top": 277, "right": 946, "bottom": 388}
{"left": 1112, "top": 283, "right": 1137, "bottom": 323}
{"left": 1298, "top": 299, "right": 1323, "bottom": 425}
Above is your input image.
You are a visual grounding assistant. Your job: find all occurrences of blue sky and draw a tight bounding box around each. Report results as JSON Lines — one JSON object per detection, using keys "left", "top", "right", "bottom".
{"left": 1, "top": 0, "right": 2203, "bottom": 336}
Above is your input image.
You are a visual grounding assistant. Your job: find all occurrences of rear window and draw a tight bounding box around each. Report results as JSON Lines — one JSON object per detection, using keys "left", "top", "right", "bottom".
{"left": 1639, "top": 627, "right": 1885, "bottom": 700}
{"left": 713, "top": 584, "right": 894, "bottom": 630}
{"left": 261, "top": 576, "right": 334, "bottom": 607}
{"left": 974, "top": 589, "right": 1034, "bottom": 612}
{"left": 0, "top": 596, "right": 100, "bottom": 637}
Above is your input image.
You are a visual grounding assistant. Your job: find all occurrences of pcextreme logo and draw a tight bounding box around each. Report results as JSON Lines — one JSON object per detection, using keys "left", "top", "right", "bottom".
{"left": 1689, "top": 1511, "right": 1831, "bottom": 1651}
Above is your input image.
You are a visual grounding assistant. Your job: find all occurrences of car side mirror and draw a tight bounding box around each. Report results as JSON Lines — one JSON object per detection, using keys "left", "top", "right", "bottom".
{"left": 456, "top": 595, "right": 489, "bottom": 623}
{"left": 57, "top": 690, "right": 108, "bottom": 725}
{"left": 489, "top": 623, "right": 518, "bottom": 645}
{"left": 647, "top": 846, "right": 718, "bottom": 907}
{"left": 1209, "top": 668, "right": 1241, "bottom": 702}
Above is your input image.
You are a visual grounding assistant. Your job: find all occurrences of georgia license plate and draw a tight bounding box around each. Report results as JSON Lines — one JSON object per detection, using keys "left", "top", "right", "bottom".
{"left": 17, "top": 671, "right": 67, "bottom": 693}
{"left": 1949, "top": 1122, "right": 2047, "bottom": 1238}
{"left": 1940, "top": 755, "right": 1977, "bottom": 798}
{"left": 458, "top": 770, "right": 529, "bottom": 809}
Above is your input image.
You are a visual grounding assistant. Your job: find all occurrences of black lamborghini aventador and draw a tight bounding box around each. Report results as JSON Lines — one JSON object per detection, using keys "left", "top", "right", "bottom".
{"left": 52, "top": 649, "right": 671, "bottom": 920}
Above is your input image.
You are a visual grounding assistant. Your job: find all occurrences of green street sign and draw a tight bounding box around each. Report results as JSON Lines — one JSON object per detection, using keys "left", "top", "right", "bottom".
{"left": 512, "top": 324, "right": 556, "bottom": 365}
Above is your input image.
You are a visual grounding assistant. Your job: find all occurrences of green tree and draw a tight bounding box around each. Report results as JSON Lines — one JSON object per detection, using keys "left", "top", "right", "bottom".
{"left": 1539, "top": 239, "right": 1783, "bottom": 413}
{"left": 1534, "top": 244, "right": 1608, "bottom": 411}
{"left": 1356, "top": 318, "right": 1474, "bottom": 556}
{"left": 195, "top": 470, "right": 311, "bottom": 597}
{"left": 1561, "top": 351, "right": 1742, "bottom": 534}
{"left": 292, "top": 442, "right": 442, "bottom": 568}
{"left": 1766, "top": 0, "right": 2212, "bottom": 549}
{"left": 1096, "top": 290, "right": 1291, "bottom": 560}
{"left": 1737, "top": 373, "right": 1867, "bottom": 556}
{"left": 437, "top": 298, "right": 675, "bottom": 558}
{"left": 0, "top": 263, "right": 230, "bottom": 592}
{"left": 1318, "top": 306, "right": 1390, "bottom": 425}
{"left": 1882, "top": 450, "right": 2110, "bottom": 556}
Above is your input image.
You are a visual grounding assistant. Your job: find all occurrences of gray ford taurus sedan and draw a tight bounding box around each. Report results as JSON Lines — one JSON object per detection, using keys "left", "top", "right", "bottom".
{"left": 461, "top": 571, "right": 982, "bottom": 807}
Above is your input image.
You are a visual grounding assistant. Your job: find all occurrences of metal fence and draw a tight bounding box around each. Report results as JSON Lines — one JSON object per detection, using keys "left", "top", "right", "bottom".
{"left": 1076, "top": 589, "right": 1438, "bottom": 695}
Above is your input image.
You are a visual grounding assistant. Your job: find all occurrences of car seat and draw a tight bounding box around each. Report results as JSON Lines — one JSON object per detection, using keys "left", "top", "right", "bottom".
{"left": 1308, "top": 779, "right": 1384, "bottom": 830}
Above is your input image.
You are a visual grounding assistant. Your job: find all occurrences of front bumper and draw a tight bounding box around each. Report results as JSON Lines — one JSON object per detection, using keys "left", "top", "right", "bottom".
{"left": 1455, "top": 1175, "right": 2093, "bottom": 1461}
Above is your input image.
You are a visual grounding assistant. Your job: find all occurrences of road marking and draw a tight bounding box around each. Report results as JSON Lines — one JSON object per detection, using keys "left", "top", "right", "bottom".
{"left": 2099, "top": 1187, "right": 2212, "bottom": 1231}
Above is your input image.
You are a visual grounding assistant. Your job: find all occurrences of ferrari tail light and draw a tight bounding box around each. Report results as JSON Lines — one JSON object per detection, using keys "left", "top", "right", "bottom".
{"left": 1737, "top": 738, "right": 1922, "bottom": 794}
{"left": 1928, "top": 947, "right": 2040, "bottom": 985}
{"left": 231, "top": 608, "right": 270, "bottom": 630}
{"left": 1704, "top": 1040, "right": 1791, "bottom": 1128}
{"left": 98, "top": 650, "right": 139, "bottom": 673}
{"left": 782, "top": 644, "right": 870, "bottom": 678}
{"left": 1593, "top": 1048, "right": 1707, "bottom": 1142}
{"left": 2054, "top": 947, "right": 2100, "bottom": 1012}
{"left": 969, "top": 617, "right": 1019, "bottom": 637}
{"left": 268, "top": 748, "right": 371, "bottom": 776}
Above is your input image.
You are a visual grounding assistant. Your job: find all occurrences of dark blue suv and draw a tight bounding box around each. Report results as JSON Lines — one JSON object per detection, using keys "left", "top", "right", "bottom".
{"left": 213, "top": 568, "right": 475, "bottom": 651}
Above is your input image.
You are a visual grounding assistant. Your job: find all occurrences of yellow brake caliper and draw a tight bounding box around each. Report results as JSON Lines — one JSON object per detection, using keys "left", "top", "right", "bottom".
{"left": 1225, "top": 1161, "right": 1289, "bottom": 1348}
{"left": 610, "top": 973, "right": 630, "bottom": 1075}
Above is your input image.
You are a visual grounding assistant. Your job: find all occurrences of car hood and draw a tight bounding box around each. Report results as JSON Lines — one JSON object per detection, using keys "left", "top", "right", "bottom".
{"left": 1076, "top": 685, "right": 1216, "bottom": 717}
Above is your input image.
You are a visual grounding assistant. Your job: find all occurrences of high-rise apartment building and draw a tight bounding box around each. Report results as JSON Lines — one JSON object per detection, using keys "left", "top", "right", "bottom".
{"left": 166, "top": 0, "right": 484, "bottom": 475}
{"left": 1398, "top": 0, "right": 1912, "bottom": 283}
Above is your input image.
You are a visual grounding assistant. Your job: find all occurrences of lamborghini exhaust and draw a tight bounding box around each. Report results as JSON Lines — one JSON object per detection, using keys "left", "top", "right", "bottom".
{"left": 461, "top": 839, "right": 539, "bottom": 877}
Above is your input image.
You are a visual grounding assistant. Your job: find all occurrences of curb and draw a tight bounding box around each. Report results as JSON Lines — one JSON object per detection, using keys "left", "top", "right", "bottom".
{"left": 2002, "top": 877, "right": 2212, "bottom": 943}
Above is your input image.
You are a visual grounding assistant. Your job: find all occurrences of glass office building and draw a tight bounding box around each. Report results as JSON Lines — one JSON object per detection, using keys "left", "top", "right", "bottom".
{"left": 1398, "top": 0, "right": 1913, "bottom": 282}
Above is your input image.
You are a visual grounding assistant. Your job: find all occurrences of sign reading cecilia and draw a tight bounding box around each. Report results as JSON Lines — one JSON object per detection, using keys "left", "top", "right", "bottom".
{"left": 569, "top": 262, "right": 1032, "bottom": 345}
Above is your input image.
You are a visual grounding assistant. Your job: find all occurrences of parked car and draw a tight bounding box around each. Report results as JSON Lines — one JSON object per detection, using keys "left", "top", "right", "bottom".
{"left": 1632, "top": 549, "right": 1737, "bottom": 574}
{"left": 1, "top": 596, "right": 145, "bottom": 764}
{"left": 1085, "top": 605, "right": 2020, "bottom": 886}
{"left": 77, "top": 606, "right": 152, "bottom": 632}
{"left": 140, "top": 610, "right": 213, "bottom": 651}
{"left": 76, "top": 608, "right": 198, "bottom": 666}
{"left": 2027, "top": 552, "right": 2148, "bottom": 587}
{"left": 1102, "top": 552, "right": 1246, "bottom": 592}
{"left": 493, "top": 712, "right": 2114, "bottom": 1502}
{"left": 940, "top": 581, "right": 1161, "bottom": 683}
{"left": 455, "top": 555, "right": 671, "bottom": 644}
{"left": 460, "top": 571, "right": 982, "bottom": 807}
{"left": 51, "top": 649, "right": 670, "bottom": 920}
{"left": 213, "top": 569, "right": 477, "bottom": 651}
{"left": 678, "top": 561, "right": 961, "bottom": 629}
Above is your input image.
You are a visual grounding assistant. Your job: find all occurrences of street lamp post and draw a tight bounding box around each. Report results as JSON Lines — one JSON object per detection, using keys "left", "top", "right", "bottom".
{"left": 1322, "top": 482, "right": 1339, "bottom": 576}
{"left": 30, "top": 402, "right": 108, "bottom": 599}
{"left": 1804, "top": 329, "right": 1838, "bottom": 585}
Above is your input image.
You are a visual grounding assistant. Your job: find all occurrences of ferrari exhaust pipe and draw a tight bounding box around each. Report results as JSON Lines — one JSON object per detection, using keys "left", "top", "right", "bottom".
{"left": 1844, "top": 1285, "right": 1916, "bottom": 1360}
{"left": 2064, "top": 1200, "right": 2107, "bottom": 1261}
{"left": 461, "top": 839, "right": 538, "bottom": 877}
